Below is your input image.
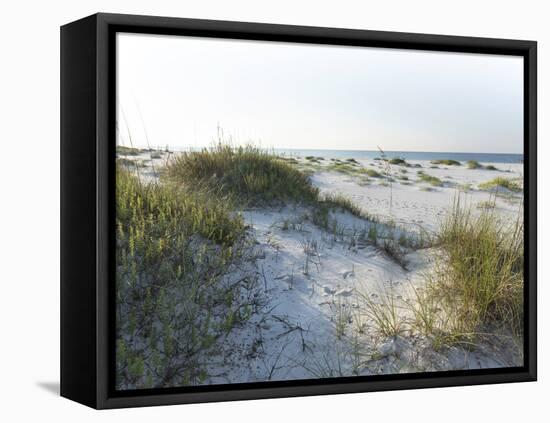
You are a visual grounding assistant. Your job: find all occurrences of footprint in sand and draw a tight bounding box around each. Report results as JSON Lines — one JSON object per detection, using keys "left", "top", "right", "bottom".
{"left": 322, "top": 285, "right": 337, "bottom": 295}
{"left": 335, "top": 287, "right": 354, "bottom": 297}
{"left": 341, "top": 270, "right": 355, "bottom": 279}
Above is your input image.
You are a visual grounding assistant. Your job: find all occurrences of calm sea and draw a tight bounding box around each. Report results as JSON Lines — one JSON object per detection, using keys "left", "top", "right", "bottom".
{"left": 273, "top": 149, "right": 523, "bottom": 164}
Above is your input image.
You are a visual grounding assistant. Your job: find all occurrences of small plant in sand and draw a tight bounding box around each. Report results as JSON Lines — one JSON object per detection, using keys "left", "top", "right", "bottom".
{"left": 301, "top": 238, "right": 321, "bottom": 276}
{"left": 467, "top": 160, "right": 499, "bottom": 171}
{"left": 417, "top": 172, "right": 443, "bottom": 187}
{"left": 479, "top": 177, "right": 522, "bottom": 193}
{"left": 116, "top": 145, "right": 143, "bottom": 156}
{"left": 477, "top": 200, "right": 496, "bottom": 209}
{"left": 431, "top": 159, "right": 461, "bottom": 166}
{"left": 377, "top": 146, "right": 395, "bottom": 215}
{"left": 365, "top": 168, "right": 382, "bottom": 178}
{"left": 389, "top": 157, "right": 407, "bottom": 165}
{"left": 357, "top": 289, "right": 405, "bottom": 338}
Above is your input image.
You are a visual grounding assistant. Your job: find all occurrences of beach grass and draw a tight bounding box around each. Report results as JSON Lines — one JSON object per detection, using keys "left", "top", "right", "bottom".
{"left": 431, "top": 159, "right": 461, "bottom": 166}
{"left": 164, "top": 144, "right": 319, "bottom": 206}
{"left": 477, "top": 200, "right": 496, "bottom": 209}
{"left": 388, "top": 158, "right": 407, "bottom": 165}
{"left": 321, "top": 193, "right": 367, "bottom": 219}
{"left": 479, "top": 177, "right": 522, "bottom": 192}
{"left": 417, "top": 198, "right": 523, "bottom": 343}
{"left": 365, "top": 169, "right": 382, "bottom": 178}
{"left": 467, "top": 160, "right": 499, "bottom": 171}
{"left": 417, "top": 172, "right": 443, "bottom": 186}
{"left": 115, "top": 166, "right": 258, "bottom": 388}
{"left": 117, "top": 145, "right": 143, "bottom": 156}
{"left": 467, "top": 160, "right": 482, "bottom": 169}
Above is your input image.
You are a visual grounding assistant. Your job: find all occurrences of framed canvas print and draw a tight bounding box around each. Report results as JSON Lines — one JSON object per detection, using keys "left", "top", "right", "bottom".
{"left": 60, "top": 13, "right": 537, "bottom": 409}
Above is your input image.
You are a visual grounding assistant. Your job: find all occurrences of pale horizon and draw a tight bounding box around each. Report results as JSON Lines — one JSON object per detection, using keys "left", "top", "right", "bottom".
{"left": 117, "top": 33, "right": 524, "bottom": 155}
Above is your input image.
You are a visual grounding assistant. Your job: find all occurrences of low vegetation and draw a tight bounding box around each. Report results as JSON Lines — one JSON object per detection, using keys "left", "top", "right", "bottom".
{"left": 477, "top": 200, "right": 496, "bottom": 209}
{"left": 466, "top": 160, "right": 482, "bottom": 169}
{"left": 117, "top": 145, "right": 143, "bottom": 156}
{"left": 164, "top": 144, "right": 319, "bottom": 206}
{"left": 365, "top": 169, "right": 382, "bottom": 178}
{"left": 479, "top": 177, "right": 522, "bottom": 193}
{"left": 431, "top": 159, "right": 461, "bottom": 166}
{"left": 388, "top": 157, "right": 407, "bottom": 165}
{"left": 360, "top": 199, "right": 524, "bottom": 356}
{"left": 467, "top": 160, "right": 499, "bottom": 171}
{"left": 417, "top": 171, "right": 443, "bottom": 187}
{"left": 420, "top": 199, "right": 524, "bottom": 344}
{"left": 116, "top": 166, "right": 259, "bottom": 389}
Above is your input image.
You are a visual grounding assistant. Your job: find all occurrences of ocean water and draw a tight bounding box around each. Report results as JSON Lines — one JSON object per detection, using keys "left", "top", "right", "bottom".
{"left": 273, "top": 149, "right": 523, "bottom": 164}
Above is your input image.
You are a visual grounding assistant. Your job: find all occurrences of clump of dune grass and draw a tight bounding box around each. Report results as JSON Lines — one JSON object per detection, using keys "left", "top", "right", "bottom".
{"left": 477, "top": 200, "right": 496, "bottom": 209}
{"left": 116, "top": 166, "right": 259, "bottom": 389}
{"left": 479, "top": 177, "right": 522, "bottom": 193}
{"left": 458, "top": 183, "right": 472, "bottom": 192}
{"left": 117, "top": 145, "right": 143, "bottom": 156}
{"left": 366, "top": 169, "right": 382, "bottom": 178}
{"left": 415, "top": 198, "right": 523, "bottom": 346}
{"left": 117, "top": 157, "right": 138, "bottom": 168}
{"left": 164, "top": 144, "right": 319, "bottom": 206}
{"left": 328, "top": 162, "right": 360, "bottom": 174}
{"left": 321, "top": 193, "right": 362, "bottom": 218}
{"left": 117, "top": 157, "right": 148, "bottom": 169}
{"left": 389, "top": 157, "right": 407, "bottom": 165}
{"left": 277, "top": 156, "right": 299, "bottom": 164}
{"left": 467, "top": 160, "right": 499, "bottom": 171}
{"left": 417, "top": 172, "right": 443, "bottom": 187}
{"left": 431, "top": 159, "right": 461, "bottom": 166}
{"left": 467, "top": 160, "right": 482, "bottom": 169}
{"left": 357, "top": 289, "right": 405, "bottom": 338}
{"left": 305, "top": 156, "right": 323, "bottom": 163}
{"left": 320, "top": 192, "right": 375, "bottom": 221}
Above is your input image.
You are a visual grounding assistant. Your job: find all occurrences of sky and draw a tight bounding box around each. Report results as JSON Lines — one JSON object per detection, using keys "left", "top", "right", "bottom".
{"left": 117, "top": 33, "right": 523, "bottom": 154}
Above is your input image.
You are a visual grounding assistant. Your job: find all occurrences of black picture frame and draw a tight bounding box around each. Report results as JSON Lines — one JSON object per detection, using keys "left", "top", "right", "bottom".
{"left": 60, "top": 12, "right": 537, "bottom": 409}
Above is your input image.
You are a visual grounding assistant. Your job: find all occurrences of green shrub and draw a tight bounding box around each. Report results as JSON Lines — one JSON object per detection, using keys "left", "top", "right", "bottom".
{"left": 418, "top": 172, "right": 443, "bottom": 186}
{"left": 115, "top": 167, "right": 256, "bottom": 389}
{"left": 117, "top": 145, "right": 143, "bottom": 156}
{"left": 431, "top": 159, "right": 461, "bottom": 166}
{"left": 479, "top": 177, "right": 522, "bottom": 192}
{"left": 389, "top": 157, "right": 407, "bottom": 165}
{"left": 164, "top": 144, "right": 319, "bottom": 206}
{"left": 366, "top": 169, "right": 382, "bottom": 178}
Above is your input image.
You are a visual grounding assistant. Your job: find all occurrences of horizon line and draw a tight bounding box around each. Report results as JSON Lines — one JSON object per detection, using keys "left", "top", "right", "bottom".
{"left": 121, "top": 142, "right": 523, "bottom": 156}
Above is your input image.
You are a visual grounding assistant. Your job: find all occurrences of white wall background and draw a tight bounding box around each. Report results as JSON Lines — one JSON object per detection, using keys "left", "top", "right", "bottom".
{"left": 0, "top": 1, "right": 546, "bottom": 421}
